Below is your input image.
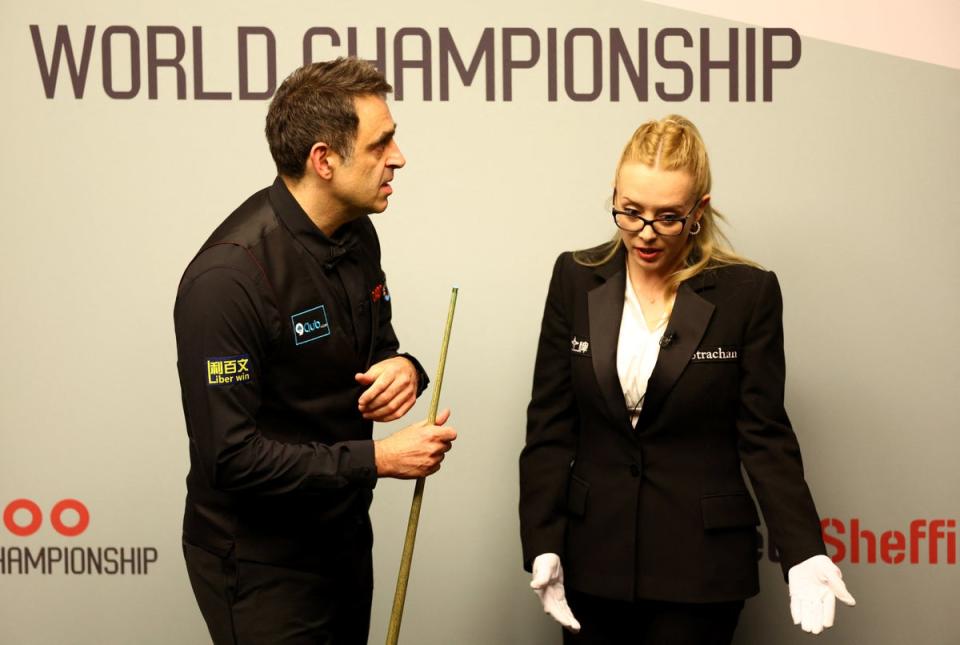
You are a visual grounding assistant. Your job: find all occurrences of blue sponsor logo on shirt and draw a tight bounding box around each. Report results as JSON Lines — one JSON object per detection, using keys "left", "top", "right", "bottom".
{"left": 291, "top": 305, "right": 331, "bottom": 346}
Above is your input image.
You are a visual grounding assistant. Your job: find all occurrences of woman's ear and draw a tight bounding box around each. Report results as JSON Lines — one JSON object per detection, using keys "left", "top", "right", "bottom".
{"left": 695, "top": 193, "right": 711, "bottom": 220}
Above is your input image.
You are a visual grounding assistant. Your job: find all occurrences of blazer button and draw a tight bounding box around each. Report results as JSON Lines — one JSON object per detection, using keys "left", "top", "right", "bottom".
{"left": 629, "top": 464, "right": 641, "bottom": 477}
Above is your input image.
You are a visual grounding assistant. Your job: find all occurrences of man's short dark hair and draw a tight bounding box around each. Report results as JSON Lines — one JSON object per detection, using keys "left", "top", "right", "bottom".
{"left": 265, "top": 58, "right": 392, "bottom": 179}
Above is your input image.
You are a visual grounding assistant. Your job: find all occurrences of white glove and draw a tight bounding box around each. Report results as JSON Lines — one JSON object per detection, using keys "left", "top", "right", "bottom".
{"left": 530, "top": 553, "right": 581, "bottom": 633}
{"left": 788, "top": 554, "right": 856, "bottom": 634}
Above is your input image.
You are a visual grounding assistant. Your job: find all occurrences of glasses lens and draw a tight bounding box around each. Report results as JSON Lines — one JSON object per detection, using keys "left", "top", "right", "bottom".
{"left": 614, "top": 213, "right": 643, "bottom": 231}
{"left": 614, "top": 213, "right": 686, "bottom": 236}
{"left": 651, "top": 219, "right": 684, "bottom": 236}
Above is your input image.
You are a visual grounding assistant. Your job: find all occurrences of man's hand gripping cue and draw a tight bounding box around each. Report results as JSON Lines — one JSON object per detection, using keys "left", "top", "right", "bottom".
{"left": 374, "top": 409, "right": 457, "bottom": 478}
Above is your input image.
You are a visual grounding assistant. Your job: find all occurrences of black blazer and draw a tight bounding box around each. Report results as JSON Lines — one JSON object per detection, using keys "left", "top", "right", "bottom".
{"left": 519, "top": 246, "right": 826, "bottom": 603}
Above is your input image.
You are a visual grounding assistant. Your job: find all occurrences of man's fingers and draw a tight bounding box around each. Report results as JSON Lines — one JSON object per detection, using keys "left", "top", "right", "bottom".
{"left": 375, "top": 396, "right": 415, "bottom": 422}
{"left": 790, "top": 597, "right": 801, "bottom": 625}
{"left": 364, "top": 401, "right": 410, "bottom": 420}
{"left": 354, "top": 371, "right": 375, "bottom": 385}
{"left": 434, "top": 408, "right": 450, "bottom": 425}
{"left": 362, "top": 388, "right": 414, "bottom": 419}
{"left": 363, "top": 370, "right": 415, "bottom": 410}
{"left": 357, "top": 374, "right": 391, "bottom": 407}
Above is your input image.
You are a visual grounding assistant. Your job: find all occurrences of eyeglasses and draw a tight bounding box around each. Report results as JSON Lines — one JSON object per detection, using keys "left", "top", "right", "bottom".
{"left": 611, "top": 194, "right": 701, "bottom": 237}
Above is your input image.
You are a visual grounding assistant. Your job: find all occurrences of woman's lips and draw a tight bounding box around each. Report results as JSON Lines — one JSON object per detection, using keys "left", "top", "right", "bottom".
{"left": 634, "top": 247, "right": 662, "bottom": 262}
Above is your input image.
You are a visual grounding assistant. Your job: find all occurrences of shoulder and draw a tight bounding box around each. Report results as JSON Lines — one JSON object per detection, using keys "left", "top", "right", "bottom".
{"left": 695, "top": 265, "right": 783, "bottom": 321}
{"left": 176, "top": 251, "right": 266, "bottom": 322}
{"left": 180, "top": 244, "right": 264, "bottom": 292}
{"left": 700, "top": 263, "right": 778, "bottom": 292}
{"left": 203, "top": 187, "right": 280, "bottom": 250}
{"left": 177, "top": 187, "right": 279, "bottom": 303}
{"left": 554, "top": 241, "right": 620, "bottom": 277}
{"left": 549, "top": 250, "right": 596, "bottom": 288}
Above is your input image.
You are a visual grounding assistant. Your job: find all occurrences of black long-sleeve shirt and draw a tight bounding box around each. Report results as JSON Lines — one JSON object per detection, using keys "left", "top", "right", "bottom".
{"left": 174, "top": 177, "right": 426, "bottom": 566}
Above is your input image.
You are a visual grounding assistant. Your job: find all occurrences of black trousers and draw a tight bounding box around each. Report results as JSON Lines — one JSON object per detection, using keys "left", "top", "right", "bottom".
{"left": 183, "top": 540, "right": 373, "bottom": 645}
{"left": 563, "top": 590, "right": 743, "bottom": 645}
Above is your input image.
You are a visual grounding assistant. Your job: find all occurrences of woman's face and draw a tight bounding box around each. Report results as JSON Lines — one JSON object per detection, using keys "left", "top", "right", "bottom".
{"left": 614, "top": 162, "right": 705, "bottom": 280}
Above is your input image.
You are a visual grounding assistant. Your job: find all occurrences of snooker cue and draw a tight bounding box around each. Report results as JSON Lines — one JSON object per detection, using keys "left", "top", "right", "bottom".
{"left": 385, "top": 286, "right": 459, "bottom": 645}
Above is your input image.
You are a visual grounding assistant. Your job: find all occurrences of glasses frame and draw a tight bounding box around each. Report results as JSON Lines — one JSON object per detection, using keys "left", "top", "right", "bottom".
{"left": 611, "top": 192, "right": 702, "bottom": 237}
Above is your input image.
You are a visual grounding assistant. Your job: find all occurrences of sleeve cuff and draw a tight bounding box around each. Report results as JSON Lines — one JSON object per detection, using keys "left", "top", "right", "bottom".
{"left": 341, "top": 439, "right": 378, "bottom": 489}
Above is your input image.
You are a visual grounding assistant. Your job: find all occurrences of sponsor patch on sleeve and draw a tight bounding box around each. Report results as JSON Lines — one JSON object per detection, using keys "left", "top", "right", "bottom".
{"left": 206, "top": 354, "right": 253, "bottom": 385}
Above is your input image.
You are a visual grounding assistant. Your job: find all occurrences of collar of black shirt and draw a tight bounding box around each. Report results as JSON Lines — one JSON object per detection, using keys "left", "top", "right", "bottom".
{"left": 268, "top": 176, "right": 361, "bottom": 269}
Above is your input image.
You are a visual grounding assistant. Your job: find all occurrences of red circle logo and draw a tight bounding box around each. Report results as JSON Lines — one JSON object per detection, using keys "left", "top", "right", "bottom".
{"left": 50, "top": 499, "right": 90, "bottom": 537}
{"left": 3, "top": 498, "right": 43, "bottom": 537}
{"left": 3, "top": 499, "right": 90, "bottom": 537}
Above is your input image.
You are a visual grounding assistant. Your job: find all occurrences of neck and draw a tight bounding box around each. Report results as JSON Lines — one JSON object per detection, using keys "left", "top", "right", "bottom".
{"left": 626, "top": 259, "right": 674, "bottom": 302}
{"left": 282, "top": 175, "right": 356, "bottom": 238}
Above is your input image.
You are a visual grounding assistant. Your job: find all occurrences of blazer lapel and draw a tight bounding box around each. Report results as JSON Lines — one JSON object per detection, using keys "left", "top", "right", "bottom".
{"left": 637, "top": 274, "right": 715, "bottom": 430}
{"left": 588, "top": 249, "right": 632, "bottom": 430}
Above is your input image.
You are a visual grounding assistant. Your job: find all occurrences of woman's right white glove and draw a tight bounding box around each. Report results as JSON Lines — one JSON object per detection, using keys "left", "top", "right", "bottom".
{"left": 788, "top": 555, "right": 856, "bottom": 634}
{"left": 530, "top": 553, "right": 581, "bottom": 633}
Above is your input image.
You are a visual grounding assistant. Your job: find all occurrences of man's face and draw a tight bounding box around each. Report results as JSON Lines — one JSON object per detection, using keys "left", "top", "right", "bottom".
{"left": 330, "top": 94, "right": 405, "bottom": 216}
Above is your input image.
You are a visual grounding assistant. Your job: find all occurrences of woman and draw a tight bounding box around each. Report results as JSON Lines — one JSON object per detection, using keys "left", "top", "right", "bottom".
{"left": 518, "top": 116, "right": 854, "bottom": 644}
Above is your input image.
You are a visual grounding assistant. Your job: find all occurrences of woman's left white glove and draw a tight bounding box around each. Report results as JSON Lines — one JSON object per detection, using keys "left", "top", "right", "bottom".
{"left": 788, "top": 554, "right": 856, "bottom": 634}
{"left": 530, "top": 553, "right": 581, "bottom": 633}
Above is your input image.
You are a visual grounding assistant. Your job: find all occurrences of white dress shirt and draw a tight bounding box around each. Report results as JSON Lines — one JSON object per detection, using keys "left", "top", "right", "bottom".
{"left": 617, "top": 270, "right": 669, "bottom": 427}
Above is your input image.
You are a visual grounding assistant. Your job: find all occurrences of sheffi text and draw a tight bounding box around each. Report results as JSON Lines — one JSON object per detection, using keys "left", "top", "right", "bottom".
{"left": 30, "top": 25, "right": 801, "bottom": 102}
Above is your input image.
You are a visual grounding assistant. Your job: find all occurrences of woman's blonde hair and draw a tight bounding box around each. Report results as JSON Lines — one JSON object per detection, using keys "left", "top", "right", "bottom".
{"left": 574, "top": 115, "right": 757, "bottom": 289}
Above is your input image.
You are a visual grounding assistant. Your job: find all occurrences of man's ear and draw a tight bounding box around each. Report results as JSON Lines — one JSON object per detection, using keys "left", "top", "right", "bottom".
{"left": 307, "top": 142, "right": 335, "bottom": 180}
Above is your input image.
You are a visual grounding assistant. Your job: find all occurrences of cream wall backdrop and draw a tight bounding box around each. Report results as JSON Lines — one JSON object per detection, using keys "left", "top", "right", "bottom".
{"left": 1, "top": 1, "right": 958, "bottom": 644}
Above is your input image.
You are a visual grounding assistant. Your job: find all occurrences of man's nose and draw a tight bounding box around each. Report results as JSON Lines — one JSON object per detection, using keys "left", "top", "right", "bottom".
{"left": 388, "top": 141, "right": 406, "bottom": 168}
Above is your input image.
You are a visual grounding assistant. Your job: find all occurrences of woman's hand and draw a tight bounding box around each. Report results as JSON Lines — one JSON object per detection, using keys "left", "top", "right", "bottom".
{"left": 788, "top": 555, "right": 856, "bottom": 634}
{"left": 531, "top": 553, "right": 581, "bottom": 633}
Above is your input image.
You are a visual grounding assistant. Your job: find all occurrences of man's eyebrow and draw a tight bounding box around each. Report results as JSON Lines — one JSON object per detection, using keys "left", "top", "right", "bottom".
{"left": 368, "top": 125, "right": 397, "bottom": 149}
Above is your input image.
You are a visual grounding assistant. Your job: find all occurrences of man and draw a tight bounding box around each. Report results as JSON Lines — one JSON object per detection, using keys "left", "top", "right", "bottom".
{"left": 174, "top": 58, "right": 456, "bottom": 644}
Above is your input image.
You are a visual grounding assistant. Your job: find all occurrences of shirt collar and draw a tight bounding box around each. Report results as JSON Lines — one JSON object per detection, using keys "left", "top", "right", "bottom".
{"left": 268, "top": 176, "right": 361, "bottom": 268}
